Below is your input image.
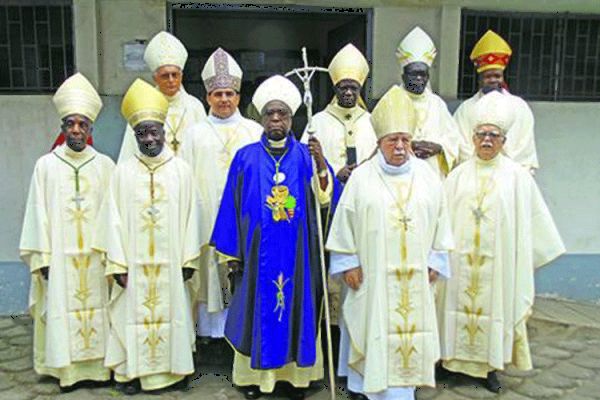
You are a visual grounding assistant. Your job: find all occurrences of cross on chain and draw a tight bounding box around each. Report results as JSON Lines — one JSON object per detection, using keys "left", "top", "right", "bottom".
{"left": 399, "top": 214, "right": 412, "bottom": 232}
{"left": 72, "top": 193, "right": 85, "bottom": 209}
{"left": 170, "top": 137, "right": 180, "bottom": 153}
{"left": 472, "top": 206, "right": 485, "bottom": 223}
{"left": 147, "top": 204, "right": 160, "bottom": 221}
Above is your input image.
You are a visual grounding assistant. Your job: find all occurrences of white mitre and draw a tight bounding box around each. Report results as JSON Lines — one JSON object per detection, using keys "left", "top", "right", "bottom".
{"left": 396, "top": 26, "right": 437, "bottom": 68}
{"left": 252, "top": 75, "right": 302, "bottom": 116}
{"left": 473, "top": 91, "right": 515, "bottom": 133}
{"left": 201, "top": 47, "right": 243, "bottom": 93}
{"left": 143, "top": 31, "right": 188, "bottom": 72}
{"left": 52, "top": 72, "right": 102, "bottom": 122}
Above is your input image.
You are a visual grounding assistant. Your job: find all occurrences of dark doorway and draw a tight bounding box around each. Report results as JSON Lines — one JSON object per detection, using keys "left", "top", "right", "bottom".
{"left": 169, "top": 4, "right": 371, "bottom": 135}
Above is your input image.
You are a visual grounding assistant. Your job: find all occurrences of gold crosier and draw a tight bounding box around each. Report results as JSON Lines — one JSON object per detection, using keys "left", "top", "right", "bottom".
{"left": 54, "top": 153, "right": 97, "bottom": 350}
{"left": 377, "top": 169, "right": 418, "bottom": 370}
{"left": 464, "top": 165, "right": 497, "bottom": 346}
{"left": 136, "top": 156, "right": 172, "bottom": 362}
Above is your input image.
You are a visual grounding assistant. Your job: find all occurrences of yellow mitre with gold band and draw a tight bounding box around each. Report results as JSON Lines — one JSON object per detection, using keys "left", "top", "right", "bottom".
{"left": 52, "top": 72, "right": 102, "bottom": 122}
{"left": 470, "top": 30, "right": 512, "bottom": 73}
{"left": 143, "top": 31, "right": 188, "bottom": 72}
{"left": 121, "top": 79, "right": 169, "bottom": 128}
{"left": 370, "top": 85, "right": 416, "bottom": 140}
{"left": 328, "top": 43, "right": 369, "bottom": 86}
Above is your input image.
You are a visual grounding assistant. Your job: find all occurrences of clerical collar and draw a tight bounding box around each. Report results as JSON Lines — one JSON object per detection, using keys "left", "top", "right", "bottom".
{"left": 208, "top": 109, "right": 242, "bottom": 125}
{"left": 163, "top": 85, "right": 187, "bottom": 104}
{"left": 377, "top": 149, "right": 412, "bottom": 175}
{"left": 261, "top": 133, "right": 291, "bottom": 157}
{"left": 475, "top": 154, "right": 501, "bottom": 167}
{"left": 60, "top": 143, "right": 95, "bottom": 162}
{"left": 136, "top": 145, "right": 174, "bottom": 167}
{"left": 404, "top": 85, "right": 431, "bottom": 102}
{"left": 326, "top": 102, "right": 365, "bottom": 123}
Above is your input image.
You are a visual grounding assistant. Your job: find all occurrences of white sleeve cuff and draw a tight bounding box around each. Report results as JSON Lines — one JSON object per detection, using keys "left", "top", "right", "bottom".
{"left": 428, "top": 250, "right": 450, "bottom": 279}
{"left": 330, "top": 252, "right": 360, "bottom": 276}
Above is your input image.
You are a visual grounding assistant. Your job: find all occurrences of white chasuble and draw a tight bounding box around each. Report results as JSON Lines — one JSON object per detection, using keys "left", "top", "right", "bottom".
{"left": 117, "top": 86, "right": 206, "bottom": 163}
{"left": 454, "top": 90, "right": 539, "bottom": 172}
{"left": 326, "top": 157, "right": 453, "bottom": 393}
{"left": 20, "top": 145, "right": 114, "bottom": 385}
{"left": 96, "top": 148, "right": 202, "bottom": 387}
{"left": 438, "top": 155, "right": 564, "bottom": 377}
{"left": 403, "top": 86, "right": 461, "bottom": 178}
{"left": 304, "top": 103, "right": 377, "bottom": 175}
{"left": 180, "top": 111, "right": 262, "bottom": 336}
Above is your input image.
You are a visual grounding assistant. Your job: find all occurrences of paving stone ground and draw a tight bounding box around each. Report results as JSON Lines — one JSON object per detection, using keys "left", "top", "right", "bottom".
{"left": 1, "top": 298, "right": 599, "bottom": 399}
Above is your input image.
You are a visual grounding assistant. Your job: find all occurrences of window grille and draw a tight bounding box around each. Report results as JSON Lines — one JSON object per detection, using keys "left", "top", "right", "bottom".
{"left": 459, "top": 10, "right": 600, "bottom": 101}
{"left": 0, "top": 1, "right": 74, "bottom": 93}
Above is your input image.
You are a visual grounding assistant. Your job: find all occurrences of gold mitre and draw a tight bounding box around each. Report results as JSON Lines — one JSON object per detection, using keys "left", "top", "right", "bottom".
{"left": 470, "top": 30, "right": 512, "bottom": 73}
{"left": 52, "top": 73, "right": 102, "bottom": 122}
{"left": 328, "top": 44, "right": 369, "bottom": 86}
{"left": 473, "top": 91, "right": 515, "bottom": 133}
{"left": 144, "top": 31, "right": 188, "bottom": 72}
{"left": 121, "top": 79, "right": 169, "bottom": 128}
{"left": 396, "top": 26, "right": 437, "bottom": 69}
{"left": 371, "top": 85, "right": 416, "bottom": 140}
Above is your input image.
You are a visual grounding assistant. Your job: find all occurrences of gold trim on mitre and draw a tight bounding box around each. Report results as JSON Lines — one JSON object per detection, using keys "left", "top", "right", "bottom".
{"left": 252, "top": 75, "right": 302, "bottom": 116}
{"left": 143, "top": 31, "right": 188, "bottom": 72}
{"left": 121, "top": 79, "right": 168, "bottom": 128}
{"left": 473, "top": 91, "right": 515, "bottom": 133}
{"left": 396, "top": 26, "right": 437, "bottom": 69}
{"left": 328, "top": 44, "right": 369, "bottom": 86}
{"left": 470, "top": 30, "right": 512, "bottom": 73}
{"left": 52, "top": 73, "right": 102, "bottom": 122}
{"left": 201, "top": 47, "right": 243, "bottom": 93}
{"left": 370, "top": 85, "right": 416, "bottom": 140}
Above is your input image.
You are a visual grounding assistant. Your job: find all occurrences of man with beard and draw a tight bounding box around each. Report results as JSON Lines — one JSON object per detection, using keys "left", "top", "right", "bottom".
{"left": 117, "top": 31, "right": 206, "bottom": 162}
{"left": 454, "top": 30, "right": 538, "bottom": 173}
{"left": 438, "top": 91, "right": 564, "bottom": 392}
{"left": 181, "top": 47, "right": 262, "bottom": 349}
{"left": 210, "top": 75, "right": 341, "bottom": 400}
{"left": 20, "top": 73, "right": 114, "bottom": 391}
{"left": 396, "top": 26, "right": 462, "bottom": 178}
{"left": 96, "top": 79, "right": 202, "bottom": 394}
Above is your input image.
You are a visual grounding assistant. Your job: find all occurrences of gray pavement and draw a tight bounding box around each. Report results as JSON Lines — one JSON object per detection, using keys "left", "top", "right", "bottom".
{"left": 1, "top": 297, "right": 599, "bottom": 399}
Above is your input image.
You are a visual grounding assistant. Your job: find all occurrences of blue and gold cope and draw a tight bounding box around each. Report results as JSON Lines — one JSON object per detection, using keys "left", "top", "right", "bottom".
{"left": 211, "top": 133, "right": 341, "bottom": 370}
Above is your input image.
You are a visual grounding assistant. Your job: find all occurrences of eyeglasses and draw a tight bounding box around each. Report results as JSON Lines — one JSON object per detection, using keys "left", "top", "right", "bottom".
{"left": 475, "top": 131, "right": 504, "bottom": 139}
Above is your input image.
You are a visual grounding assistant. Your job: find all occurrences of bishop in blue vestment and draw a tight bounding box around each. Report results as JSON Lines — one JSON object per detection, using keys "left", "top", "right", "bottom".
{"left": 211, "top": 75, "right": 341, "bottom": 400}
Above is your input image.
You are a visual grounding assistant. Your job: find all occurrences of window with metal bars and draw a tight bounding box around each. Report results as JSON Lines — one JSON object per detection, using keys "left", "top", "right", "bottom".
{"left": 0, "top": 1, "right": 74, "bottom": 94}
{"left": 459, "top": 9, "right": 600, "bottom": 101}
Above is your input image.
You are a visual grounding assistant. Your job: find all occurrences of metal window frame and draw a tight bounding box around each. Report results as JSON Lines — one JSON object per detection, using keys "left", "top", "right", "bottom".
{"left": 459, "top": 9, "right": 600, "bottom": 102}
{"left": 0, "top": 0, "right": 74, "bottom": 94}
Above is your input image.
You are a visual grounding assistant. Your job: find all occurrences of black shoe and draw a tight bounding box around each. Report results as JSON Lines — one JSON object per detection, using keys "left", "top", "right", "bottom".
{"left": 241, "top": 385, "right": 262, "bottom": 399}
{"left": 59, "top": 384, "right": 77, "bottom": 393}
{"left": 284, "top": 385, "right": 305, "bottom": 400}
{"left": 484, "top": 371, "right": 502, "bottom": 393}
{"left": 348, "top": 390, "right": 368, "bottom": 400}
{"left": 435, "top": 364, "right": 452, "bottom": 380}
{"left": 120, "top": 379, "right": 141, "bottom": 396}
{"left": 170, "top": 376, "right": 189, "bottom": 391}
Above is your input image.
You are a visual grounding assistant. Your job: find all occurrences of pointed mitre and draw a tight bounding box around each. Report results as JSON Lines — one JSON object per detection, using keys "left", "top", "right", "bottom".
{"left": 470, "top": 30, "right": 512, "bottom": 73}
{"left": 252, "top": 75, "right": 302, "bottom": 116}
{"left": 121, "top": 79, "right": 169, "bottom": 128}
{"left": 371, "top": 85, "right": 416, "bottom": 140}
{"left": 328, "top": 44, "right": 369, "bottom": 86}
{"left": 201, "top": 48, "right": 243, "bottom": 93}
{"left": 473, "top": 91, "right": 515, "bottom": 133}
{"left": 143, "top": 31, "right": 188, "bottom": 72}
{"left": 52, "top": 73, "right": 102, "bottom": 122}
{"left": 396, "top": 26, "right": 437, "bottom": 68}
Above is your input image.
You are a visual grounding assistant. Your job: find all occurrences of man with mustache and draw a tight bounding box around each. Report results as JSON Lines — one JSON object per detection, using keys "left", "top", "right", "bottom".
{"left": 437, "top": 91, "right": 564, "bottom": 392}
{"left": 454, "top": 30, "right": 539, "bottom": 173}
{"left": 20, "top": 73, "right": 114, "bottom": 391}
{"left": 396, "top": 26, "right": 462, "bottom": 178}
{"left": 181, "top": 48, "right": 262, "bottom": 354}
{"left": 117, "top": 31, "right": 206, "bottom": 163}
{"left": 211, "top": 75, "right": 341, "bottom": 400}
{"left": 326, "top": 86, "right": 453, "bottom": 400}
{"left": 96, "top": 79, "right": 202, "bottom": 394}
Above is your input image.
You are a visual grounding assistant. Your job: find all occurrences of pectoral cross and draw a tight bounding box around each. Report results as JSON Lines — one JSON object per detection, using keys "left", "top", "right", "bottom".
{"left": 72, "top": 193, "right": 85, "bottom": 209}
{"left": 147, "top": 204, "right": 160, "bottom": 221}
{"left": 472, "top": 207, "right": 485, "bottom": 223}
{"left": 399, "top": 215, "right": 412, "bottom": 232}
{"left": 170, "top": 136, "right": 180, "bottom": 154}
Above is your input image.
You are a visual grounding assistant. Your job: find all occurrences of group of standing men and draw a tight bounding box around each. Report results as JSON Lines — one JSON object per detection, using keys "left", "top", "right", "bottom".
{"left": 20, "top": 25, "right": 565, "bottom": 400}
